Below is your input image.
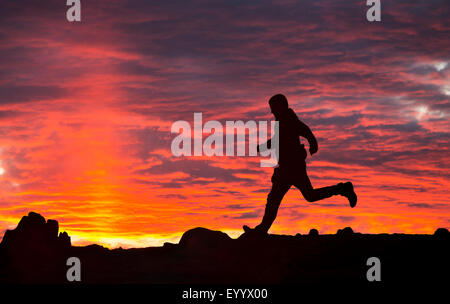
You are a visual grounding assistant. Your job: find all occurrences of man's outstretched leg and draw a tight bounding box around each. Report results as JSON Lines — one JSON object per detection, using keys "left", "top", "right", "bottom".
{"left": 294, "top": 167, "right": 357, "bottom": 207}
{"left": 244, "top": 181, "right": 291, "bottom": 234}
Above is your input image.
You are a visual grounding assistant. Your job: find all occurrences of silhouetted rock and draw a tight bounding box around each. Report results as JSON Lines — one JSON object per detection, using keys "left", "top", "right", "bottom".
{"left": 0, "top": 211, "right": 71, "bottom": 252}
{"left": 163, "top": 242, "right": 177, "bottom": 249}
{"left": 58, "top": 231, "right": 71, "bottom": 248}
{"left": 17, "top": 211, "right": 45, "bottom": 230}
{"left": 83, "top": 243, "right": 109, "bottom": 253}
{"left": 47, "top": 219, "right": 59, "bottom": 239}
{"left": 337, "top": 227, "right": 354, "bottom": 236}
{"left": 0, "top": 212, "right": 71, "bottom": 283}
{"left": 434, "top": 228, "right": 449, "bottom": 239}
{"left": 308, "top": 228, "right": 319, "bottom": 236}
{"left": 179, "top": 227, "right": 232, "bottom": 251}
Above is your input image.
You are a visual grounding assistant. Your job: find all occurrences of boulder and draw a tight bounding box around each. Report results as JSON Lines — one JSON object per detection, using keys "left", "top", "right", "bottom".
{"left": 434, "top": 228, "right": 449, "bottom": 239}
{"left": 308, "top": 228, "right": 319, "bottom": 236}
{"left": 179, "top": 227, "right": 231, "bottom": 251}
{"left": 337, "top": 227, "right": 354, "bottom": 236}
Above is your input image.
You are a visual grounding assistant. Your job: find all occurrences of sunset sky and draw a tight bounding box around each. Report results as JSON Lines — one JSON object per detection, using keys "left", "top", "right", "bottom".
{"left": 0, "top": 0, "right": 449, "bottom": 248}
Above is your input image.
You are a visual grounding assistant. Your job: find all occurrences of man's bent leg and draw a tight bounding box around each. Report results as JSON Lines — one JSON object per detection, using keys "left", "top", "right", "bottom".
{"left": 293, "top": 166, "right": 342, "bottom": 202}
{"left": 255, "top": 182, "right": 291, "bottom": 233}
{"left": 293, "top": 166, "right": 357, "bottom": 207}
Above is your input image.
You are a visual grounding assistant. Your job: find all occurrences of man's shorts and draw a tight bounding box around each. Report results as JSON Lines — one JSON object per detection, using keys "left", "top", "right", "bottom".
{"left": 271, "top": 160, "right": 307, "bottom": 185}
{"left": 272, "top": 144, "right": 308, "bottom": 185}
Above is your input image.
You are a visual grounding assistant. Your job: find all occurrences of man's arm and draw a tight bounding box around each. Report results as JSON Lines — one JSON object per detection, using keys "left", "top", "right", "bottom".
{"left": 296, "top": 116, "right": 318, "bottom": 155}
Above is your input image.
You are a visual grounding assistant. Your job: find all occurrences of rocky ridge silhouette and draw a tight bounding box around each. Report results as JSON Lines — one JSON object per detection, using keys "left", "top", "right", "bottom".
{"left": 0, "top": 212, "right": 448, "bottom": 284}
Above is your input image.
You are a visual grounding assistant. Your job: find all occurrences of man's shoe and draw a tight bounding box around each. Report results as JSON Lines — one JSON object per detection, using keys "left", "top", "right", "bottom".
{"left": 341, "top": 182, "right": 357, "bottom": 208}
{"left": 243, "top": 225, "right": 252, "bottom": 233}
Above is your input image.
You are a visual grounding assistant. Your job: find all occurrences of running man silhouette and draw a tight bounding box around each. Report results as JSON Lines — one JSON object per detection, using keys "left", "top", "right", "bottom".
{"left": 243, "top": 94, "right": 357, "bottom": 234}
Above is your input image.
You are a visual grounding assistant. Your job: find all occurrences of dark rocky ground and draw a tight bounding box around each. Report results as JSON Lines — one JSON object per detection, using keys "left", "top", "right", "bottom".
{"left": 0, "top": 212, "right": 448, "bottom": 285}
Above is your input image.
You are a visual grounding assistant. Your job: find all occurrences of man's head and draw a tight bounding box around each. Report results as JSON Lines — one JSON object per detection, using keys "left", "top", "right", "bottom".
{"left": 268, "top": 94, "right": 288, "bottom": 118}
